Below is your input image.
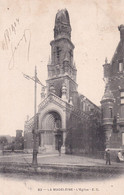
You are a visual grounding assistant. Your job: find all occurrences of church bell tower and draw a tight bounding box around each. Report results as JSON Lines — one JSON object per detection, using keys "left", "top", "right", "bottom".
{"left": 46, "top": 9, "right": 77, "bottom": 104}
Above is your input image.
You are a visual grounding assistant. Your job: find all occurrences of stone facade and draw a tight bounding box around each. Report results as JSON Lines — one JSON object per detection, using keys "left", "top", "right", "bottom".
{"left": 24, "top": 9, "right": 101, "bottom": 154}
{"left": 101, "top": 25, "right": 124, "bottom": 150}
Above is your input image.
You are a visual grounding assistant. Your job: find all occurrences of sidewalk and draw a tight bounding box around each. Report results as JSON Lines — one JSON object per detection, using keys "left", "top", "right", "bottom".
{"left": 0, "top": 152, "right": 124, "bottom": 167}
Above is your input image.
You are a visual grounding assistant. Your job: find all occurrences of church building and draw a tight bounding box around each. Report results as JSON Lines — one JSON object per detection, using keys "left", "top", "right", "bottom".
{"left": 24, "top": 9, "right": 101, "bottom": 154}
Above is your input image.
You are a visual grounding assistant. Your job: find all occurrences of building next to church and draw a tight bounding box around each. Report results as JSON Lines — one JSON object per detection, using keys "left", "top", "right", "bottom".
{"left": 24, "top": 9, "right": 102, "bottom": 155}
{"left": 101, "top": 25, "right": 124, "bottom": 151}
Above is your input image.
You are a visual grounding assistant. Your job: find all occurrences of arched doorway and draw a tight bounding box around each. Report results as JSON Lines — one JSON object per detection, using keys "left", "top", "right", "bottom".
{"left": 41, "top": 111, "right": 63, "bottom": 151}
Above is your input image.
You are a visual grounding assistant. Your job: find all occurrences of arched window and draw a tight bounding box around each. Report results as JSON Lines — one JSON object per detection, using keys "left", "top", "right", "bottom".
{"left": 56, "top": 47, "right": 61, "bottom": 63}
{"left": 119, "top": 62, "right": 123, "bottom": 72}
{"left": 109, "top": 107, "right": 113, "bottom": 118}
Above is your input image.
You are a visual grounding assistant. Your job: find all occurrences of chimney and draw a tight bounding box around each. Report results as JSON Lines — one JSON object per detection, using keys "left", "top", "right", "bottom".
{"left": 118, "top": 25, "right": 124, "bottom": 41}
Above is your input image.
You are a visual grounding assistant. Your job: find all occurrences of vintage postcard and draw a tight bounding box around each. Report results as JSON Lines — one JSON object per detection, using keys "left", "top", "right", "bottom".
{"left": 0, "top": 0, "right": 124, "bottom": 194}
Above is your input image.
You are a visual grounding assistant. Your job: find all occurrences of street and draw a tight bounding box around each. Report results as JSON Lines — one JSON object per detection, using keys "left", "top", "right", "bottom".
{"left": 0, "top": 153, "right": 124, "bottom": 180}
{"left": 0, "top": 153, "right": 124, "bottom": 195}
{"left": 0, "top": 152, "right": 124, "bottom": 167}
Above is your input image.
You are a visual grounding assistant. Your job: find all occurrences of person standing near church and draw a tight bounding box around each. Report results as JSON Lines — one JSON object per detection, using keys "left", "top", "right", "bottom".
{"left": 117, "top": 150, "right": 124, "bottom": 162}
{"left": 105, "top": 149, "right": 111, "bottom": 165}
{"left": 58, "top": 139, "right": 62, "bottom": 156}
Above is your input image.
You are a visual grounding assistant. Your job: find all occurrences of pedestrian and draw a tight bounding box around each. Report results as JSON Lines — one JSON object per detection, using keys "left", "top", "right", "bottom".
{"left": 117, "top": 151, "right": 124, "bottom": 162}
{"left": 58, "top": 139, "right": 62, "bottom": 156}
{"left": 105, "top": 149, "right": 111, "bottom": 165}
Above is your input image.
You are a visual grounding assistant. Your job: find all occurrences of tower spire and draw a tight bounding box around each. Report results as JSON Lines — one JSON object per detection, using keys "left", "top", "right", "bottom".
{"left": 54, "top": 9, "right": 71, "bottom": 39}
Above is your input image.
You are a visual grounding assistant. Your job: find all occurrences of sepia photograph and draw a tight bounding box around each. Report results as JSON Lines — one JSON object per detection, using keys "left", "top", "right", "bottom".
{"left": 0, "top": 0, "right": 124, "bottom": 194}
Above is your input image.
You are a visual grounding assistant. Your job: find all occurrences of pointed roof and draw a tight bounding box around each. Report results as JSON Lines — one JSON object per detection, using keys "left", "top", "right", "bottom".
{"left": 54, "top": 9, "right": 71, "bottom": 39}
{"left": 111, "top": 25, "right": 124, "bottom": 63}
{"left": 55, "top": 9, "right": 70, "bottom": 25}
{"left": 111, "top": 41, "right": 124, "bottom": 63}
{"left": 101, "top": 82, "right": 114, "bottom": 102}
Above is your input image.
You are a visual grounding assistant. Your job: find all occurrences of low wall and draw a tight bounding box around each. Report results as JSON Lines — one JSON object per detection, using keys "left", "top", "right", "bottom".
{"left": 0, "top": 150, "right": 24, "bottom": 155}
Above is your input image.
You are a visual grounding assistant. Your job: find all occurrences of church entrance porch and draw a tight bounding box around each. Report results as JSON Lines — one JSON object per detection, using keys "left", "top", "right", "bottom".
{"left": 39, "top": 111, "right": 64, "bottom": 153}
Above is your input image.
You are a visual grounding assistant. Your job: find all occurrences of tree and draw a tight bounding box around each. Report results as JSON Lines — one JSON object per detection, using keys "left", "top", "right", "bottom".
{"left": 0, "top": 137, "right": 8, "bottom": 145}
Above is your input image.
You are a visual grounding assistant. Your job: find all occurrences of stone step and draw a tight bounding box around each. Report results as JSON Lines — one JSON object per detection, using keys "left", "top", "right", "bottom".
{"left": 38, "top": 146, "right": 59, "bottom": 154}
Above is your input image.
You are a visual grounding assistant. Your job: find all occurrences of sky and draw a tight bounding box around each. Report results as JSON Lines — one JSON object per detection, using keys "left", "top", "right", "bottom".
{"left": 0, "top": 0, "right": 124, "bottom": 136}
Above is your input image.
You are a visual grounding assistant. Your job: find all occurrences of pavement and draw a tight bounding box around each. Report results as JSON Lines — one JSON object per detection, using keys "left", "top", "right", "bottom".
{"left": 0, "top": 152, "right": 124, "bottom": 195}
{"left": 0, "top": 153, "right": 124, "bottom": 195}
{"left": 0, "top": 152, "right": 124, "bottom": 167}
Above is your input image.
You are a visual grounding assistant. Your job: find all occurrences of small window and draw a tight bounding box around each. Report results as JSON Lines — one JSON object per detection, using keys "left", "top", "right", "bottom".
{"left": 119, "top": 62, "right": 123, "bottom": 72}
{"left": 120, "top": 91, "right": 124, "bottom": 104}
{"left": 121, "top": 91, "right": 124, "bottom": 97}
{"left": 122, "top": 133, "right": 124, "bottom": 145}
